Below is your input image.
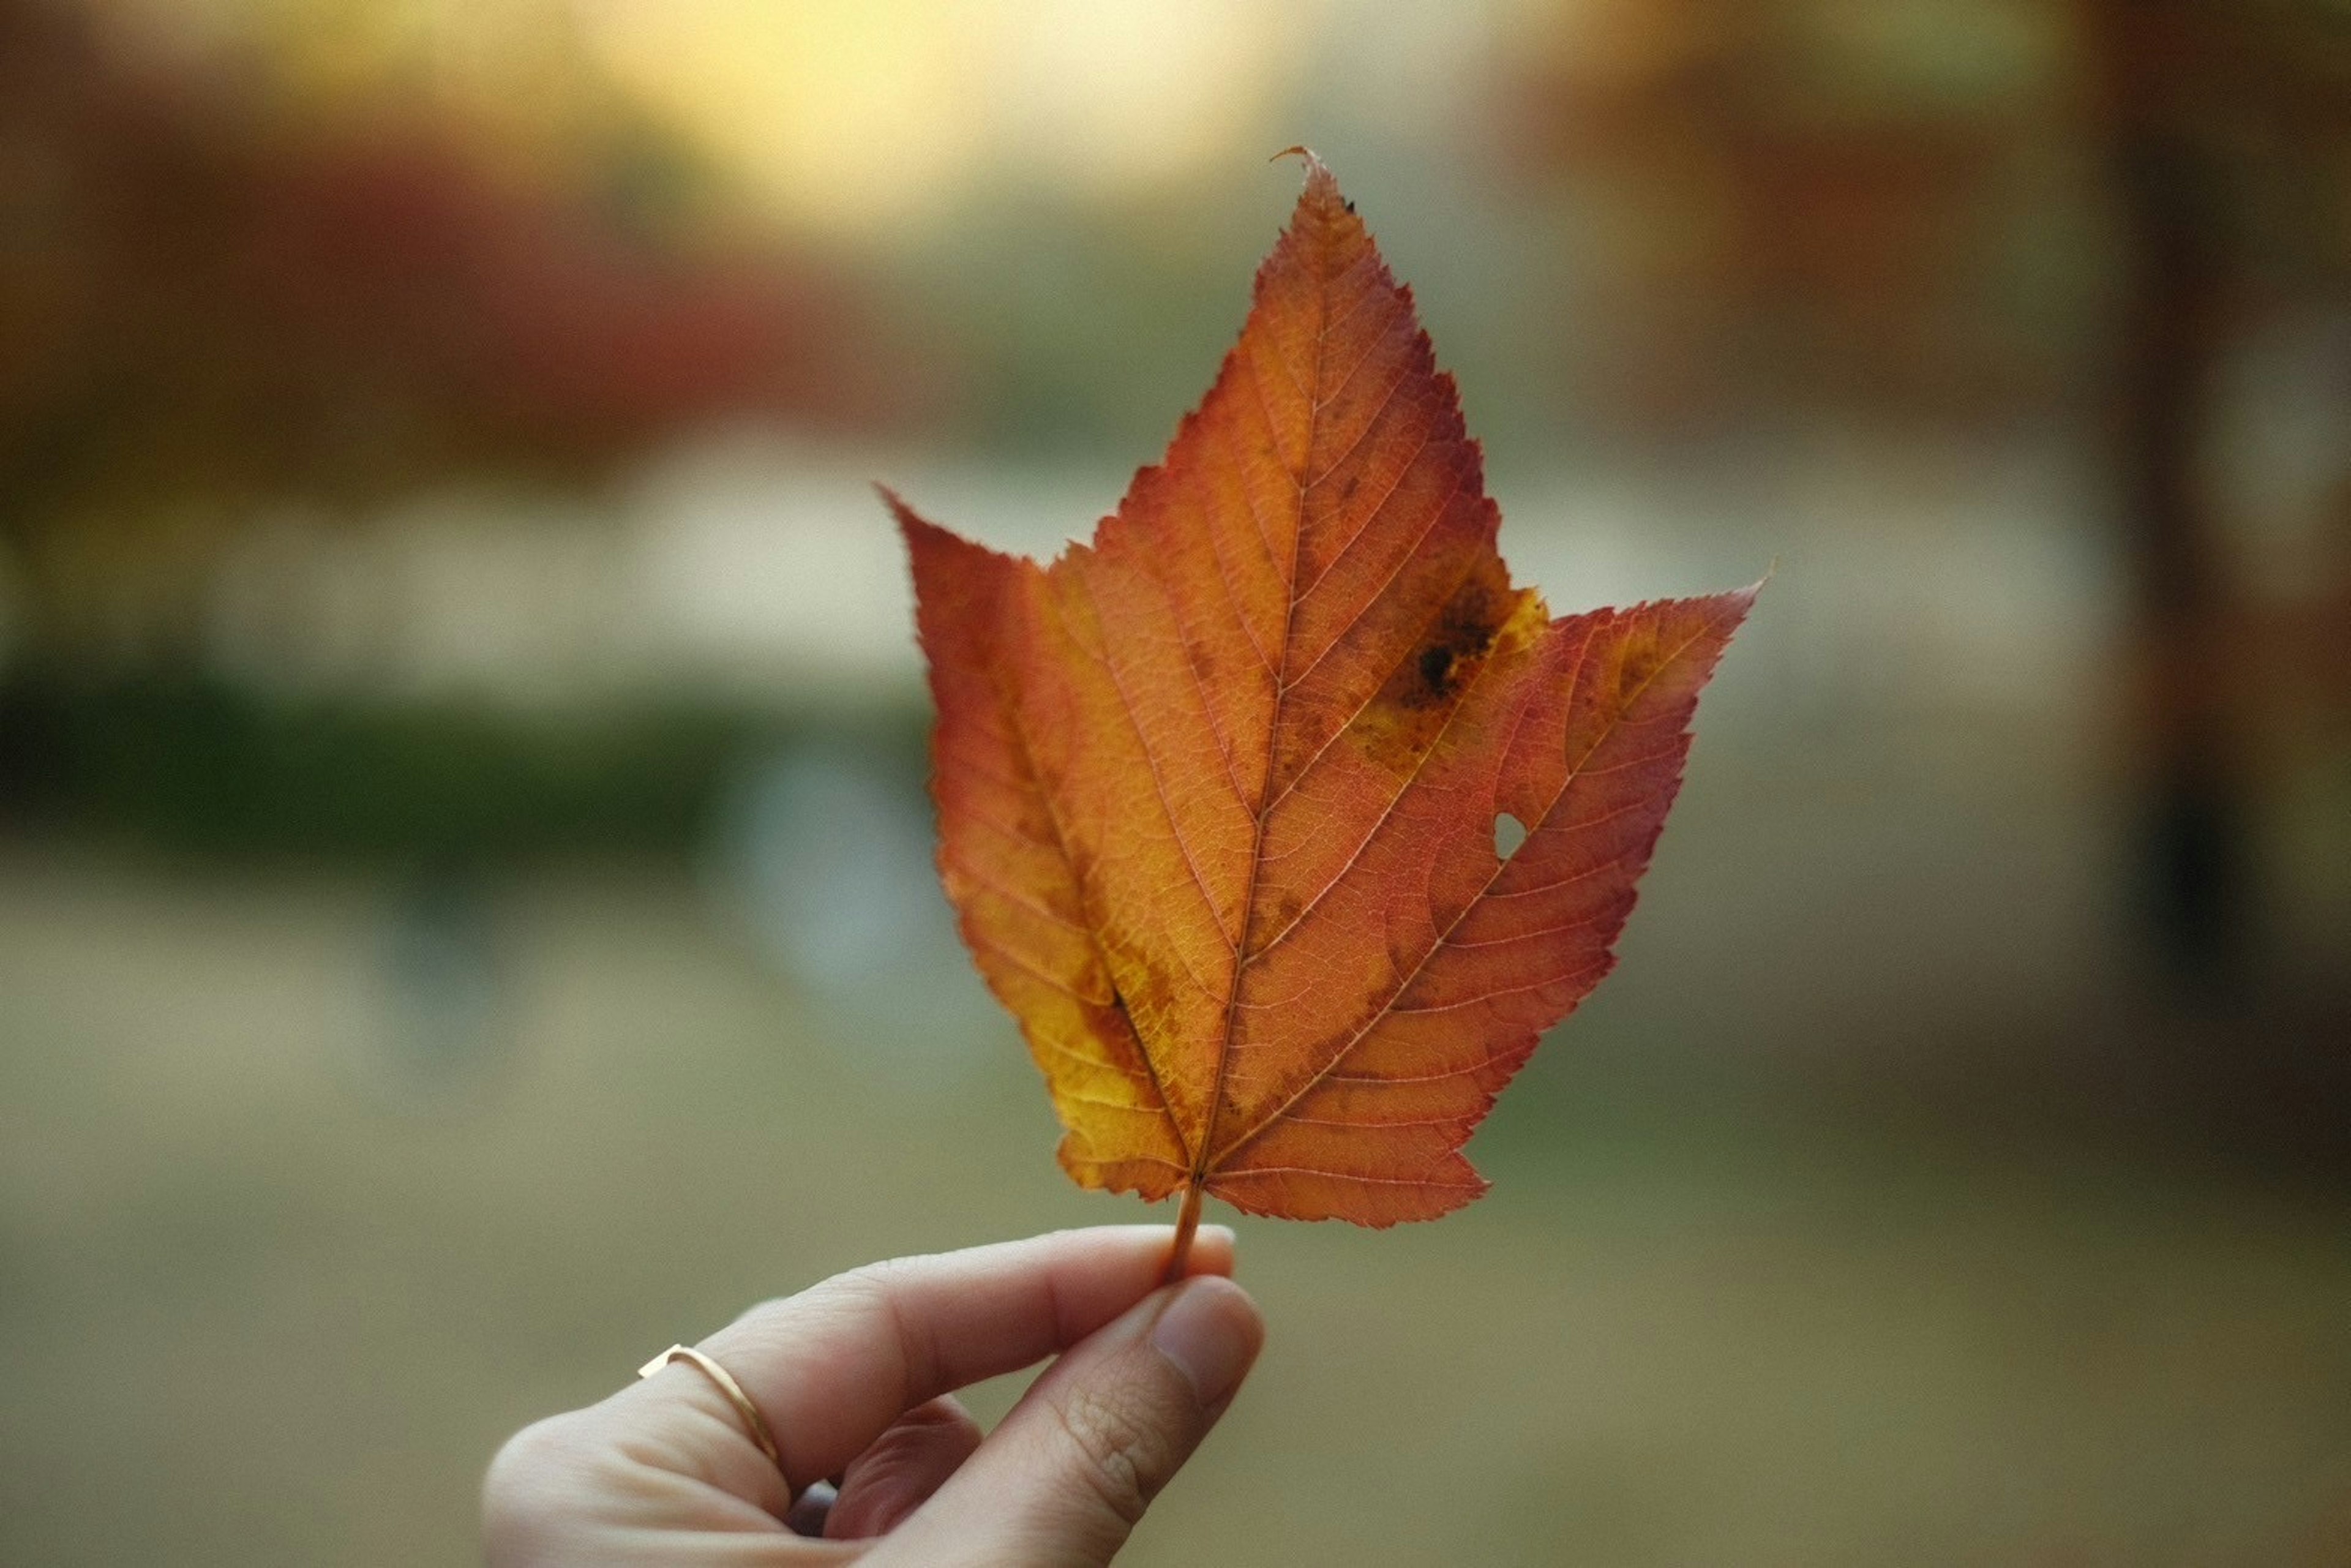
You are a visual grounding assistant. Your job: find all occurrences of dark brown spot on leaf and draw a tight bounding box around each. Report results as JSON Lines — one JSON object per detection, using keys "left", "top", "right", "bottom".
{"left": 1350, "top": 558, "right": 1524, "bottom": 772}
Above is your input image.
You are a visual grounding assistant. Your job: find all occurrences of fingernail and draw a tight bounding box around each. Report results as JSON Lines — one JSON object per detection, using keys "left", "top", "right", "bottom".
{"left": 1150, "top": 1277, "right": 1255, "bottom": 1407}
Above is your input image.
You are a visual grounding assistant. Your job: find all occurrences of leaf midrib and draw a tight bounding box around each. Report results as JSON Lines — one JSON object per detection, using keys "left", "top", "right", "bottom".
{"left": 1188, "top": 202, "right": 1343, "bottom": 1192}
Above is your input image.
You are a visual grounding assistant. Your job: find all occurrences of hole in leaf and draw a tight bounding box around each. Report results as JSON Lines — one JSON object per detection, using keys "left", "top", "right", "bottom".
{"left": 1493, "top": 811, "right": 1528, "bottom": 859}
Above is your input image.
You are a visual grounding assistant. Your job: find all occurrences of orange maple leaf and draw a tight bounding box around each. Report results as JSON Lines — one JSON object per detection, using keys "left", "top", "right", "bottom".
{"left": 890, "top": 155, "right": 1753, "bottom": 1274}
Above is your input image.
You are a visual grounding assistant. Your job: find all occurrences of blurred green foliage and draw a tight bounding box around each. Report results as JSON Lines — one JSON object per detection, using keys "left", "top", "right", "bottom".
{"left": 0, "top": 672, "right": 838, "bottom": 859}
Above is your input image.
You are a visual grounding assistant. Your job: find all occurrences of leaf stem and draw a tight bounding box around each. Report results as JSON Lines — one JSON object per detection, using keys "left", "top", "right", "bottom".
{"left": 1163, "top": 1184, "right": 1204, "bottom": 1285}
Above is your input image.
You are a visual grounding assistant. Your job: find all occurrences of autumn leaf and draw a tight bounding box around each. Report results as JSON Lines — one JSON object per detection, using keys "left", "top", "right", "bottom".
{"left": 889, "top": 154, "right": 1753, "bottom": 1272}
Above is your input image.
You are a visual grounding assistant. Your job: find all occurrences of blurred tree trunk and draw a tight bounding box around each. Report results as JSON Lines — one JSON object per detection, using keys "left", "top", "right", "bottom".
{"left": 2088, "top": 0, "right": 2247, "bottom": 989}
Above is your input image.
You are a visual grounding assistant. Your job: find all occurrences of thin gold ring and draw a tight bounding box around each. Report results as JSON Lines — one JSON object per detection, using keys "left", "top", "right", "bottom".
{"left": 638, "top": 1345, "right": 788, "bottom": 1481}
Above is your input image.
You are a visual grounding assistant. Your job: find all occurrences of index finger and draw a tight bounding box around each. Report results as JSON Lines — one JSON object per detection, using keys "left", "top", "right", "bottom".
{"left": 642, "top": 1224, "right": 1235, "bottom": 1498}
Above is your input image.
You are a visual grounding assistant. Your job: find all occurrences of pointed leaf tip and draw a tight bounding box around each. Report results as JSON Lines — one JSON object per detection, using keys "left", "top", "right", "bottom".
{"left": 1269, "top": 144, "right": 1337, "bottom": 195}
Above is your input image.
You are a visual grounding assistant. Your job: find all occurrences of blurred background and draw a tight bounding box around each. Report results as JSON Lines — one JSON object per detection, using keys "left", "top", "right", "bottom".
{"left": 2, "top": 1, "right": 2349, "bottom": 1562}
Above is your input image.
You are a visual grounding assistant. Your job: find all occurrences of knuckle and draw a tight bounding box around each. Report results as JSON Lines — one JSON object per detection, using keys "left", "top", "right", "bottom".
{"left": 1048, "top": 1384, "right": 1171, "bottom": 1529}
{"left": 827, "top": 1262, "right": 934, "bottom": 1393}
{"left": 481, "top": 1416, "right": 593, "bottom": 1562}
{"left": 485, "top": 1414, "right": 575, "bottom": 1501}
{"left": 780, "top": 1262, "right": 894, "bottom": 1335}
{"left": 907, "top": 1393, "right": 981, "bottom": 1440}
{"left": 746, "top": 1292, "right": 795, "bottom": 1320}
{"left": 729, "top": 1292, "right": 798, "bottom": 1332}
{"left": 733, "top": 1267, "right": 890, "bottom": 1349}
{"left": 828, "top": 1261, "right": 904, "bottom": 1315}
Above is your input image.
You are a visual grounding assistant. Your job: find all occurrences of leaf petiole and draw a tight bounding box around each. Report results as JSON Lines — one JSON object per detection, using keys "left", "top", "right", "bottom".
{"left": 1163, "top": 1184, "right": 1204, "bottom": 1285}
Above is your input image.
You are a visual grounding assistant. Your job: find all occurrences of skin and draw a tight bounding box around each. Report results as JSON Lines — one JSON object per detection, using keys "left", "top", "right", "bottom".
{"left": 483, "top": 1226, "right": 1264, "bottom": 1567}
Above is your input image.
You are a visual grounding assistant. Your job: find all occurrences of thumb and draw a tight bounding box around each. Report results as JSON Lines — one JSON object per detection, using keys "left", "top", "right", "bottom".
{"left": 876, "top": 1274, "right": 1264, "bottom": 1567}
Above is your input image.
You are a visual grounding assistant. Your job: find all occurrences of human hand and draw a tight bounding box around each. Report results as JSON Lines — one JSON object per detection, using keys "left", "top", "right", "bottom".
{"left": 483, "top": 1226, "right": 1262, "bottom": 1566}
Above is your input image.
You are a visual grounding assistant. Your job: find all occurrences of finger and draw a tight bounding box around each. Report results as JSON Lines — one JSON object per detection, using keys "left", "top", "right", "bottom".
{"left": 483, "top": 1411, "right": 855, "bottom": 1567}
{"left": 627, "top": 1224, "right": 1236, "bottom": 1500}
{"left": 880, "top": 1274, "right": 1263, "bottom": 1568}
{"left": 784, "top": 1480, "right": 836, "bottom": 1539}
{"left": 822, "top": 1395, "right": 982, "bottom": 1539}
